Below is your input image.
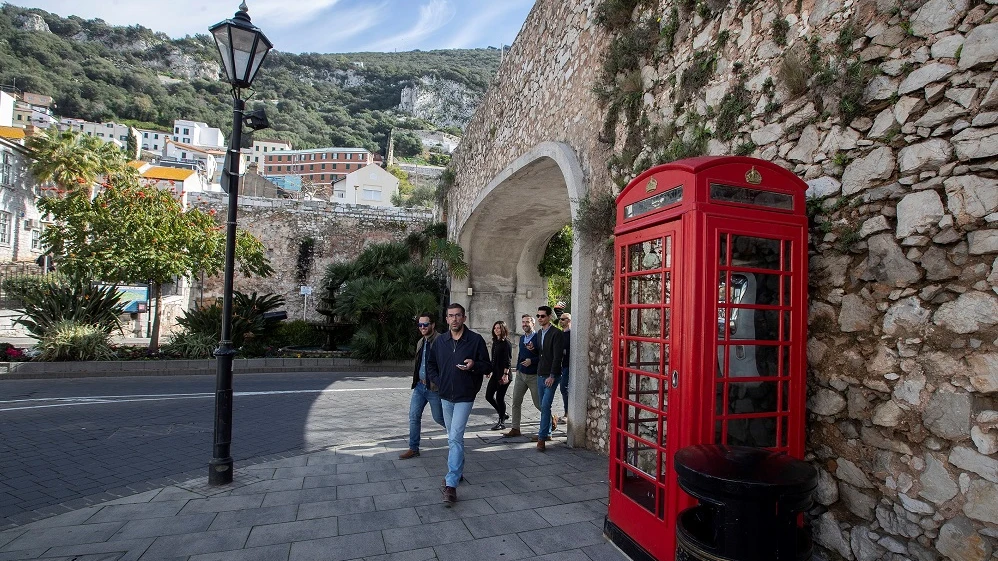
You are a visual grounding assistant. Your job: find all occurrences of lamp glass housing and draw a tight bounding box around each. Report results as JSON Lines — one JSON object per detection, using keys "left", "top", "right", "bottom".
{"left": 210, "top": 13, "right": 272, "bottom": 89}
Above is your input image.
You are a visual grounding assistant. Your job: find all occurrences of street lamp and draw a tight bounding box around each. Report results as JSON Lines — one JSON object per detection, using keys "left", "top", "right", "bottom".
{"left": 207, "top": 1, "right": 272, "bottom": 486}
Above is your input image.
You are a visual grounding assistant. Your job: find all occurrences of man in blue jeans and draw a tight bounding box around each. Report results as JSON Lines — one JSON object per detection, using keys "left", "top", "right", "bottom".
{"left": 534, "top": 305, "right": 564, "bottom": 452}
{"left": 426, "top": 303, "right": 491, "bottom": 504}
{"left": 399, "top": 313, "right": 444, "bottom": 460}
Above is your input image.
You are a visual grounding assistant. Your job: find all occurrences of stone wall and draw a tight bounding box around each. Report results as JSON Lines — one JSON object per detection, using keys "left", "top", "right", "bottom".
{"left": 451, "top": 0, "right": 998, "bottom": 558}
{"left": 190, "top": 192, "right": 433, "bottom": 321}
{"left": 448, "top": 0, "right": 618, "bottom": 452}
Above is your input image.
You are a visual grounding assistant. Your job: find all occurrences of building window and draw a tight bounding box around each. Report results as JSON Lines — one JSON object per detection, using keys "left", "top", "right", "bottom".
{"left": 0, "top": 151, "right": 12, "bottom": 186}
{"left": 182, "top": 152, "right": 187, "bottom": 159}
{"left": 143, "top": 132, "right": 149, "bottom": 138}
{"left": 255, "top": 157, "right": 259, "bottom": 163}
{"left": 362, "top": 189, "right": 381, "bottom": 201}
{"left": 277, "top": 155, "right": 282, "bottom": 162}
{"left": 345, "top": 164, "right": 351, "bottom": 170}
{"left": 183, "top": 128, "right": 190, "bottom": 135}
{"left": 154, "top": 134, "right": 159, "bottom": 139}
{"left": 0, "top": 212, "right": 10, "bottom": 245}
{"left": 335, "top": 191, "right": 344, "bottom": 198}
{"left": 320, "top": 174, "right": 325, "bottom": 180}
{"left": 30, "top": 228, "right": 40, "bottom": 250}
{"left": 332, "top": 163, "right": 337, "bottom": 170}
{"left": 16, "top": 114, "right": 22, "bottom": 121}
{"left": 175, "top": 127, "right": 179, "bottom": 133}
{"left": 347, "top": 153, "right": 353, "bottom": 160}
{"left": 321, "top": 163, "right": 326, "bottom": 170}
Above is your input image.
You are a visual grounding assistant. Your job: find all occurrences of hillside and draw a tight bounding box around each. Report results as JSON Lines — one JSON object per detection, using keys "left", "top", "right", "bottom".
{"left": 0, "top": 4, "right": 502, "bottom": 152}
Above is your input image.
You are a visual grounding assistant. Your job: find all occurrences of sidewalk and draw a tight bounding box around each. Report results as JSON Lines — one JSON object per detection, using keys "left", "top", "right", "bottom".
{"left": 0, "top": 425, "right": 626, "bottom": 561}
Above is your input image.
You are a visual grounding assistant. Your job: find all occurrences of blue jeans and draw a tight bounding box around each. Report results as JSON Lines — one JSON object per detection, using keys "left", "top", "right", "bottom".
{"left": 557, "top": 366, "right": 569, "bottom": 415}
{"left": 408, "top": 382, "right": 444, "bottom": 451}
{"left": 538, "top": 374, "right": 561, "bottom": 440}
{"left": 440, "top": 399, "right": 474, "bottom": 487}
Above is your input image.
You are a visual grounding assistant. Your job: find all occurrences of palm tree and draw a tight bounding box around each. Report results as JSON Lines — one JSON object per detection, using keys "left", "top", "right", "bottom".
{"left": 26, "top": 128, "right": 131, "bottom": 197}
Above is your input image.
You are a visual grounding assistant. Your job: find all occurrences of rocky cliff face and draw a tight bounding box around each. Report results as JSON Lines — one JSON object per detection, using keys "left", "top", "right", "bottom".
{"left": 398, "top": 76, "right": 482, "bottom": 128}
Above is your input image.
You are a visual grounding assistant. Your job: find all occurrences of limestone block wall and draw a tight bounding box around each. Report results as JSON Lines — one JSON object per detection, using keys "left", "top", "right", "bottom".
{"left": 448, "top": 0, "right": 619, "bottom": 451}
{"left": 190, "top": 192, "right": 432, "bottom": 321}
{"left": 453, "top": 0, "right": 998, "bottom": 558}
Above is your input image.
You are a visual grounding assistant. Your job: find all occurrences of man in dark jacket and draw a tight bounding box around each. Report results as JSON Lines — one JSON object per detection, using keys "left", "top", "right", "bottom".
{"left": 399, "top": 313, "right": 444, "bottom": 460}
{"left": 426, "top": 302, "right": 491, "bottom": 504}
{"left": 534, "top": 305, "right": 564, "bottom": 452}
{"left": 502, "top": 314, "right": 541, "bottom": 438}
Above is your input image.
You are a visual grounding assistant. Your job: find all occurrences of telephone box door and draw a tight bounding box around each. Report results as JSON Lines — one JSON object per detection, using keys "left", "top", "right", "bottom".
{"left": 707, "top": 218, "right": 807, "bottom": 456}
{"left": 608, "top": 219, "right": 690, "bottom": 560}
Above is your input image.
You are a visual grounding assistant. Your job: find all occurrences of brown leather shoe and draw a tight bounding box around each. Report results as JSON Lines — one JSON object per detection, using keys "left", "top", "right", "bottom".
{"left": 503, "top": 428, "right": 521, "bottom": 438}
{"left": 552, "top": 416, "right": 559, "bottom": 430}
{"left": 398, "top": 449, "right": 419, "bottom": 460}
{"left": 443, "top": 486, "right": 457, "bottom": 503}
{"left": 537, "top": 440, "right": 546, "bottom": 452}
{"left": 529, "top": 435, "right": 552, "bottom": 442}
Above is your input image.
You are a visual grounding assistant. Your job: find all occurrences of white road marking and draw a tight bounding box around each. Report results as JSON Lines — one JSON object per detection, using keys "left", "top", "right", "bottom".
{"left": 0, "top": 386, "right": 410, "bottom": 412}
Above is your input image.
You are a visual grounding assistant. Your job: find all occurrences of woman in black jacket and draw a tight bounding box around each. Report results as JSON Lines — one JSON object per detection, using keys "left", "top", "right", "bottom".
{"left": 485, "top": 320, "right": 512, "bottom": 430}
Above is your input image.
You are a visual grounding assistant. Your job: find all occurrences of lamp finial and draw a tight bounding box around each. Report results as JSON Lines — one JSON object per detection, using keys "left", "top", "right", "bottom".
{"left": 239, "top": 1, "right": 248, "bottom": 13}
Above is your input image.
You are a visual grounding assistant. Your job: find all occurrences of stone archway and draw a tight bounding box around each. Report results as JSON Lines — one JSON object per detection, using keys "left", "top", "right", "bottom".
{"left": 451, "top": 141, "right": 593, "bottom": 446}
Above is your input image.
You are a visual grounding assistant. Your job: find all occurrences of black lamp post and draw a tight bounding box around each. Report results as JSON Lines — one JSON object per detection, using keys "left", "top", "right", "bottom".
{"left": 207, "top": 1, "right": 272, "bottom": 486}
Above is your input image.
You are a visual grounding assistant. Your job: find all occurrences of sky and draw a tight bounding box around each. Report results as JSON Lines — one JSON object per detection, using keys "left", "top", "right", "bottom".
{"left": 7, "top": 0, "right": 536, "bottom": 54}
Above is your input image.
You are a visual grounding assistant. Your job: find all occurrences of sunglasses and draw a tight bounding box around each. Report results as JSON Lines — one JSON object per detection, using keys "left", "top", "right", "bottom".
{"left": 417, "top": 322, "right": 431, "bottom": 327}
{"left": 536, "top": 314, "right": 547, "bottom": 318}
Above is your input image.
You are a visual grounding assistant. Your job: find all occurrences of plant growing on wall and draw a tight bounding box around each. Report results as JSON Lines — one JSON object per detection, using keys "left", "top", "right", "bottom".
{"left": 538, "top": 225, "right": 573, "bottom": 309}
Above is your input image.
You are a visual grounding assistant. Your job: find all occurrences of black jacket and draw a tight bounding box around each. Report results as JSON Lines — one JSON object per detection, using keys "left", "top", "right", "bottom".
{"left": 411, "top": 330, "right": 440, "bottom": 390}
{"left": 426, "top": 328, "right": 492, "bottom": 402}
{"left": 516, "top": 332, "right": 539, "bottom": 374}
{"left": 491, "top": 339, "right": 512, "bottom": 377}
{"left": 535, "top": 325, "right": 564, "bottom": 378}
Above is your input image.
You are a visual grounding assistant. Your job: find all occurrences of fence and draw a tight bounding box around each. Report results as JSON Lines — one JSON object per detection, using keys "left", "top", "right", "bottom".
{"left": 0, "top": 262, "right": 55, "bottom": 309}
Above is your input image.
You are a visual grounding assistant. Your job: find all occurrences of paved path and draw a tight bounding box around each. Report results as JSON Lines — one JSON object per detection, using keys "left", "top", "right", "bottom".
{"left": 0, "top": 422, "right": 623, "bottom": 561}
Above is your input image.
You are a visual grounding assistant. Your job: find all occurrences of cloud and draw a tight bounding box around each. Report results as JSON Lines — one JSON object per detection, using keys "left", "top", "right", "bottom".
{"left": 273, "top": 2, "right": 387, "bottom": 53}
{"left": 356, "top": 0, "right": 456, "bottom": 51}
{"left": 442, "top": 0, "right": 532, "bottom": 49}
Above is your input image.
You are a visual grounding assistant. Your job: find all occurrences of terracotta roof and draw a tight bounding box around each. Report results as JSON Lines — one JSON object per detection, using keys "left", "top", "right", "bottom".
{"left": 141, "top": 167, "right": 196, "bottom": 181}
{"left": 0, "top": 126, "right": 26, "bottom": 140}
{"left": 126, "top": 160, "right": 147, "bottom": 169}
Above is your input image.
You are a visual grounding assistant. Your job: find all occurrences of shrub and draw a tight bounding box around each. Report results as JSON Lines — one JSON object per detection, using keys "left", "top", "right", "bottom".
{"left": 38, "top": 320, "right": 114, "bottom": 361}
{"left": 175, "top": 291, "right": 285, "bottom": 349}
{"left": 0, "top": 342, "right": 27, "bottom": 361}
{"left": 271, "top": 319, "right": 323, "bottom": 348}
{"left": 14, "top": 276, "right": 125, "bottom": 338}
{"left": 779, "top": 47, "right": 812, "bottom": 97}
{"left": 163, "top": 331, "right": 217, "bottom": 359}
{"left": 1, "top": 272, "right": 64, "bottom": 304}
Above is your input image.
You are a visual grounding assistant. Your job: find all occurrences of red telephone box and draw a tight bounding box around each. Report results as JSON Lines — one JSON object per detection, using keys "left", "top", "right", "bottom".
{"left": 604, "top": 157, "right": 809, "bottom": 561}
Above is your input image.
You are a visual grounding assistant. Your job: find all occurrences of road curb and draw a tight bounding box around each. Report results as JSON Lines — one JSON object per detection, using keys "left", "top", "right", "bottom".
{"left": 0, "top": 358, "right": 410, "bottom": 379}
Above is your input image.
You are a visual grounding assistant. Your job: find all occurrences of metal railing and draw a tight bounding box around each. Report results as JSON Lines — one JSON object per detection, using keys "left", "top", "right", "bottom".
{"left": 0, "top": 262, "right": 56, "bottom": 309}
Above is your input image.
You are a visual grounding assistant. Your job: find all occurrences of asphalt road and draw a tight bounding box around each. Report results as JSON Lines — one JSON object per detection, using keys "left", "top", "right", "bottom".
{"left": 0, "top": 370, "right": 483, "bottom": 529}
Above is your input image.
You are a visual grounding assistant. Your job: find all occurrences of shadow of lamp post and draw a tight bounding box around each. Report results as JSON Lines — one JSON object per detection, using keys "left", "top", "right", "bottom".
{"left": 207, "top": 1, "right": 273, "bottom": 486}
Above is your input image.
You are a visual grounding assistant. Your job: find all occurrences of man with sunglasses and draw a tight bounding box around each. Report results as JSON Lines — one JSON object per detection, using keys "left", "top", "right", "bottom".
{"left": 534, "top": 305, "right": 564, "bottom": 451}
{"left": 399, "top": 313, "right": 444, "bottom": 460}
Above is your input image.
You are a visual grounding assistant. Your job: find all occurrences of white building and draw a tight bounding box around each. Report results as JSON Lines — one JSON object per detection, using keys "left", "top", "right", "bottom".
{"left": 172, "top": 119, "right": 224, "bottom": 148}
{"left": 0, "top": 136, "right": 45, "bottom": 263}
{"left": 59, "top": 118, "right": 141, "bottom": 158}
{"left": 137, "top": 128, "right": 170, "bottom": 152}
{"left": 161, "top": 140, "right": 223, "bottom": 187}
{"left": 0, "top": 92, "right": 14, "bottom": 127}
{"left": 332, "top": 164, "right": 400, "bottom": 207}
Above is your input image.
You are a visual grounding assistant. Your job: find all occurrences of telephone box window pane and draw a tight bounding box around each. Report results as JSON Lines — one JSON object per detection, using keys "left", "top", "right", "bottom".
{"left": 717, "top": 418, "right": 777, "bottom": 447}
{"left": 624, "top": 438, "right": 658, "bottom": 480}
{"left": 629, "top": 274, "right": 662, "bottom": 304}
{"left": 717, "top": 344, "right": 781, "bottom": 377}
{"left": 719, "top": 382, "right": 779, "bottom": 414}
{"left": 622, "top": 468, "right": 656, "bottom": 512}
{"left": 629, "top": 341, "right": 661, "bottom": 374}
{"left": 629, "top": 239, "right": 663, "bottom": 272}
{"left": 624, "top": 185, "right": 683, "bottom": 219}
{"left": 779, "top": 417, "right": 789, "bottom": 447}
{"left": 719, "top": 235, "right": 729, "bottom": 265}
{"left": 710, "top": 183, "right": 793, "bottom": 210}
{"left": 629, "top": 308, "right": 662, "bottom": 338}
{"left": 783, "top": 240, "right": 792, "bottom": 271}
{"left": 782, "top": 311, "right": 791, "bottom": 341}
{"left": 725, "top": 309, "right": 780, "bottom": 341}
{"left": 627, "top": 372, "right": 660, "bottom": 409}
{"left": 626, "top": 404, "right": 660, "bottom": 444}
{"left": 730, "top": 236, "right": 782, "bottom": 270}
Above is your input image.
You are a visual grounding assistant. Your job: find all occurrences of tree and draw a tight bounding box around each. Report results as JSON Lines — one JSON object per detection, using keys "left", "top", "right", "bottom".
{"left": 387, "top": 165, "right": 415, "bottom": 206}
{"left": 538, "top": 225, "right": 573, "bottom": 309}
{"left": 393, "top": 131, "right": 423, "bottom": 157}
{"left": 27, "top": 128, "right": 129, "bottom": 197}
{"left": 38, "top": 180, "right": 272, "bottom": 353}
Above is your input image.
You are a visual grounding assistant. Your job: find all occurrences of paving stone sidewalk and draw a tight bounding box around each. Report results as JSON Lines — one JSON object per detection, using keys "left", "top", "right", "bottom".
{"left": 0, "top": 427, "right": 627, "bottom": 561}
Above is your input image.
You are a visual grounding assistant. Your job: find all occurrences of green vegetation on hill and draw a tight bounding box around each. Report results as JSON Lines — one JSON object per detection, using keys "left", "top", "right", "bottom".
{"left": 0, "top": 5, "right": 499, "bottom": 152}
